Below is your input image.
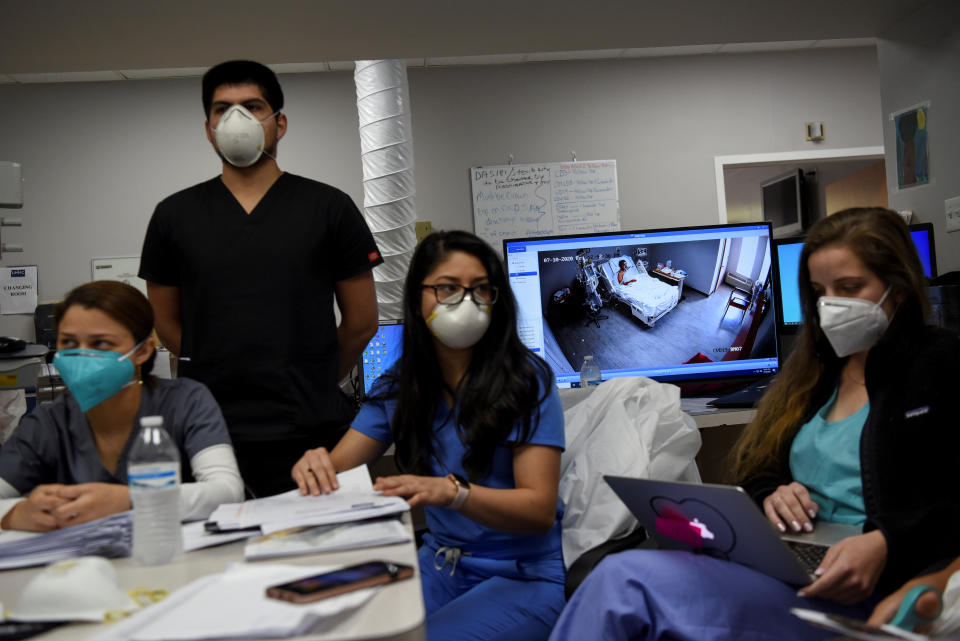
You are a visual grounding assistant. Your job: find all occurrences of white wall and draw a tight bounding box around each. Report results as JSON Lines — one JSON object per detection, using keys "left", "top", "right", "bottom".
{"left": 877, "top": 0, "right": 960, "bottom": 275}
{"left": 0, "top": 46, "right": 883, "bottom": 339}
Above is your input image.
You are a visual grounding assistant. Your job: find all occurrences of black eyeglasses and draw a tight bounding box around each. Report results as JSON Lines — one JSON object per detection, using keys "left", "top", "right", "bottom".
{"left": 421, "top": 283, "right": 499, "bottom": 306}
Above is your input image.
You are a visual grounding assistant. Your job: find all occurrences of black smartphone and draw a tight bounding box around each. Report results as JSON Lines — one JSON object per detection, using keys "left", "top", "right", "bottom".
{"left": 265, "top": 561, "right": 415, "bottom": 604}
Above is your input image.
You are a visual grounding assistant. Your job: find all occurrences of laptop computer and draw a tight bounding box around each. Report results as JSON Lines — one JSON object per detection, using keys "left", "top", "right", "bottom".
{"left": 604, "top": 476, "right": 860, "bottom": 585}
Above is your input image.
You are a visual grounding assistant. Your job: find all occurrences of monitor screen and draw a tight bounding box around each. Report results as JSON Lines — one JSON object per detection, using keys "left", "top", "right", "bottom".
{"left": 359, "top": 321, "right": 403, "bottom": 396}
{"left": 773, "top": 222, "right": 936, "bottom": 331}
{"left": 761, "top": 170, "right": 804, "bottom": 237}
{"left": 503, "top": 222, "right": 780, "bottom": 388}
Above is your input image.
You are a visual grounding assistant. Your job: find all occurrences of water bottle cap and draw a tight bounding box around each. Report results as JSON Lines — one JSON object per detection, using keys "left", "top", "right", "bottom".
{"left": 584, "top": 355, "right": 593, "bottom": 361}
{"left": 140, "top": 416, "right": 164, "bottom": 428}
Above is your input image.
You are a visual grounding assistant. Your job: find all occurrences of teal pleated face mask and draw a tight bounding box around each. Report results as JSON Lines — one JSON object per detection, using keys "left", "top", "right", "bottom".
{"left": 53, "top": 340, "right": 144, "bottom": 412}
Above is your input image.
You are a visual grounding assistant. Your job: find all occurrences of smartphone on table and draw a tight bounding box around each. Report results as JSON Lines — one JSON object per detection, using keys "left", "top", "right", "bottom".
{"left": 265, "top": 561, "right": 415, "bottom": 604}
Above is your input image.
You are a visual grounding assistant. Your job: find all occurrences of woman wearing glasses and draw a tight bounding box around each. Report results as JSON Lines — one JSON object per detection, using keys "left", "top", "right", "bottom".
{"left": 291, "top": 231, "right": 565, "bottom": 641}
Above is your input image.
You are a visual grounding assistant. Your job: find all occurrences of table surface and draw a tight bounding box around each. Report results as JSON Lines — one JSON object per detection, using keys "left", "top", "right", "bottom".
{"left": 650, "top": 267, "right": 683, "bottom": 278}
{"left": 0, "top": 513, "right": 425, "bottom": 641}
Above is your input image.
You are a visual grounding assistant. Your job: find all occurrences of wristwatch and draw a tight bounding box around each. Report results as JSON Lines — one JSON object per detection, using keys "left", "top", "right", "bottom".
{"left": 446, "top": 473, "right": 470, "bottom": 510}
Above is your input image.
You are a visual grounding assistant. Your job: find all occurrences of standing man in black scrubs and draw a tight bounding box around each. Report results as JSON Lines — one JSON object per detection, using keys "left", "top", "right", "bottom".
{"left": 139, "top": 60, "right": 381, "bottom": 497}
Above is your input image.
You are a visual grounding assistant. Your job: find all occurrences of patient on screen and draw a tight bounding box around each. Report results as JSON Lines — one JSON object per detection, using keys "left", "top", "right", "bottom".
{"left": 549, "top": 208, "right": 960, "bottom": 641}
{"left": 616, "top": 259, "right": 637, "bottom": 286}
{"left": 0, "top": 281, "right": 243, "bottom": 532}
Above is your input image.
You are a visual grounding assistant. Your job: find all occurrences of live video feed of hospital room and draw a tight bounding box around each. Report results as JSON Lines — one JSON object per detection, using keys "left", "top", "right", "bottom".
{"left": 536, "top": 237, "right": 778, "bottom": 376}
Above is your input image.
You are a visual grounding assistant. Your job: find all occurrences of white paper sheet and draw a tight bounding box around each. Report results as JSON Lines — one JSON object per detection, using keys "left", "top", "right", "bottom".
{"left": 208, "top": 465, "right": 409, "bottom": 533}
{"left": 90, "top": 563, "right": 378, "bottom": 641}
{"left": 0, "top": 265, "right": 37, "bottom": 315}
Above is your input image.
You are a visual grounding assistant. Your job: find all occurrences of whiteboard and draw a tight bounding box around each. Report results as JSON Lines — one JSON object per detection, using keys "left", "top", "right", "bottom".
{"left": 471, "top": 159, "right": 620, "bottom": 249}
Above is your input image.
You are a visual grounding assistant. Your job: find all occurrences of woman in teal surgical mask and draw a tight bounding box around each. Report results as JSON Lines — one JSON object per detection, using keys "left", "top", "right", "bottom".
{"left": 0, "top": 281, "right": 243, "bottom": 532}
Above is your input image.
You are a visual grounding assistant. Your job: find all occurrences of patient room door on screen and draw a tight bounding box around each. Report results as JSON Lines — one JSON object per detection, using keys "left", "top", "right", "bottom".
{"left": 710, "top": 238, "right": 730, "bottom": 294}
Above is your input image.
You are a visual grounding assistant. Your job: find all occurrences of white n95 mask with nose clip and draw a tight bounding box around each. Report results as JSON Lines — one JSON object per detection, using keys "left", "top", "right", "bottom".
{"left": 10, "top": 557, "right": 140, "bottom": 622}
{"left": 426, "top": 296, "right": 491, "bottom": 350}
{"left": 214, "top": 104, "right": 276, "bottom": 168}
{"left": 816, "top": 287, "right": 891, "bottom": 358}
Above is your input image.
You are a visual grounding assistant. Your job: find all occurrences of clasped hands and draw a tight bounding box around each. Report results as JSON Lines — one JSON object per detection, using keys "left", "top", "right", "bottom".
{"left": 764, "top": 481, "right": 887, "bottom": 604}
{"left": 292, "top": 447, "right": 458, "bottom": 508}
{"left": 2, "top": 483, "right": 131, "bottom": 532}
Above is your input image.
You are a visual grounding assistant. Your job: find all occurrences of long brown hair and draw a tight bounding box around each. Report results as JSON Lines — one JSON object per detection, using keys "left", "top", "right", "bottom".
{"left": 730, "top": 208, "right": 930, "bottom": 483}
{"left": 54, "top": 280, "right": 157, "bottom": 379}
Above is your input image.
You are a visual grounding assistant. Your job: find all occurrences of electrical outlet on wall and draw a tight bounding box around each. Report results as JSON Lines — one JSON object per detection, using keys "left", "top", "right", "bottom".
{"left": 946, "top": 196, "right": 960, "bottom": 233}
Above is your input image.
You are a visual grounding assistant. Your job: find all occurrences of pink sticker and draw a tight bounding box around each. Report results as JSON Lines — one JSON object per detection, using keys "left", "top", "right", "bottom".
{"left": 655, "top": 516, "right": 703, "bottom": 549}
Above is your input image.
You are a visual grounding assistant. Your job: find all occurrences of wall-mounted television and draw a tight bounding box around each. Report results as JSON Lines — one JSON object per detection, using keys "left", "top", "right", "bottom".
{"left": 772, "top": 222, "right": 937, "bottom": 334}
{"left": 761, "top": 169, "right": 806, "bottom": 238}
{"left": 503, "top": 222, "right": 780, "bottom": 389}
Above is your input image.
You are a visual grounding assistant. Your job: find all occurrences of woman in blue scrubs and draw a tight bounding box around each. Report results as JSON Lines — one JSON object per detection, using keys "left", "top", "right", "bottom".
{"left": 292, "top": 230, "right": 565, "bottom": 641}
{"left": 549, "top": 208, "right": 960, "bottom": 641}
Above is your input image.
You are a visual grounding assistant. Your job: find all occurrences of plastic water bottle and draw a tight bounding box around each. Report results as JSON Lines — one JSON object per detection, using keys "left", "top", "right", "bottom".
{"left": 579, "top": 355, "right": 602, "bottom": 387}
{"left": 128, "top": 416, "right": 182, "bottom": 565}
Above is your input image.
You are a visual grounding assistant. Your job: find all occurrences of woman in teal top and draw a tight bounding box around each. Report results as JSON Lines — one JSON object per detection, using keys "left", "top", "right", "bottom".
{"left": 549, "top": 208, "right": 960, "bottom": 641}
{"left": 291, "top": 231, "right": 565, "bottom": 641}
{"left": 789, "top": 388, "right": 870, "bottom": 525}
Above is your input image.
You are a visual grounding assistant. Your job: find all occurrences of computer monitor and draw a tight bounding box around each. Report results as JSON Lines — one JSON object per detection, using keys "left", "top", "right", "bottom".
{"left": 358, "top": 320, "right": 403, "bottom": 397}
{"left": 761, "top": 169, "right": 805, "bottom": 238}
{"left": 909, "top": 222, "right": 937, "bottom": 280}
{"left": 772, "top": 222, "right": 937, "bottom": 333}
{"left": 503, "top": 222, "right": 780, "bottom": 388}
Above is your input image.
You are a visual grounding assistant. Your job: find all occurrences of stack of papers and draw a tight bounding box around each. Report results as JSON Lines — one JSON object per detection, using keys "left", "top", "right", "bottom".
{"left": 182, "top": 521, "right": 261, "bottom": 552}
{"left": 0, "top": 512, "right": 131, "bottom": 570}
{"left": 244, "top": 517, "right": 412, "bottom": 560}
{"left": 207, "top": 466, "right": 410, "bottom": 535}
{"left": 90, "top": 563, "right": 379, "bottom": 641}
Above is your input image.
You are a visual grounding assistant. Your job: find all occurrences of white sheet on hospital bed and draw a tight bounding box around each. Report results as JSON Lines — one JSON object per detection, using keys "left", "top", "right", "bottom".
{"left": 616, "top": 276, "right": 677, "bottom": 318}
{"left": 602, "top": 259, "right": 678, "bottom": 319}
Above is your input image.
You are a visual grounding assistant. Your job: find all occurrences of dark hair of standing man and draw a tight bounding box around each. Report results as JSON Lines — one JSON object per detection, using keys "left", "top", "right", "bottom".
{"left": 201, "top": 60, "right": 285, "bottom": 117}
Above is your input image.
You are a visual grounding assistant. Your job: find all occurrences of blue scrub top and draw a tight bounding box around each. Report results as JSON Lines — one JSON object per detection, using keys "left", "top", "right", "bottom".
{"left": 353, "top": 377, "right": 565, "bottom": 561}
{"left": 789, "top": 388, "right": 868, "bottom": 525}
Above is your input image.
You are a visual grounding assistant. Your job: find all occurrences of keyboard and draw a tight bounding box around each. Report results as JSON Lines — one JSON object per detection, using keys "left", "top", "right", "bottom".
{"left": 787, "top": 540, "right": 828, "bottom": 575}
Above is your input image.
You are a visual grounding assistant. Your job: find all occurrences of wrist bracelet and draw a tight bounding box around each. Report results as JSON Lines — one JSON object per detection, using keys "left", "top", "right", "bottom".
{"left": 446, "top": 473, "right": 470, "bottom": 510}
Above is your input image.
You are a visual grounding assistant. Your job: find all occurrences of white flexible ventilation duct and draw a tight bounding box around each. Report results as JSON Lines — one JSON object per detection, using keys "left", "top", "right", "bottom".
{"left": 354, "top": 60, "right": 418, "bottom": 321}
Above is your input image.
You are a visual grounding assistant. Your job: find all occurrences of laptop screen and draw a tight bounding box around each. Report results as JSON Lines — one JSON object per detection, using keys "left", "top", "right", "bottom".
{"left": 359, "top": 321, "right": 403, "bottom": 397}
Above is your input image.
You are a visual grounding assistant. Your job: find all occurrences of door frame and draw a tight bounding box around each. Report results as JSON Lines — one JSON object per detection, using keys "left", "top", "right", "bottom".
{"left": 714, "top": 146, "right": 885, "bottom": 223}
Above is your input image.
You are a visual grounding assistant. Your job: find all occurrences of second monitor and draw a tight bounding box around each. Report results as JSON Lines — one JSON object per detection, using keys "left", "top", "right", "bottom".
{"left": 773, "top": 222, "right": 937, "bottom": 333}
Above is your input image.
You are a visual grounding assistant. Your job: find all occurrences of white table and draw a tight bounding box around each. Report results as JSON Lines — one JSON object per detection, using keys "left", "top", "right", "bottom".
{"left": 0, "top": 513, "right": 425, "bottom": 641}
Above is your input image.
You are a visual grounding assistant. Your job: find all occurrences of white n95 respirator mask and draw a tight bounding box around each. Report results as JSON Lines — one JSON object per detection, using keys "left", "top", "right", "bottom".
{"left": 817, "top": 287, "right": 891, "bottom": 358}
{"left": 214, "top": 104, "right": 277, "bottom": 168}
{"left": 426, "top": 295, "right": 492, "bottom": 350}
{"left": 10, "top": 557, "right": 140, "bottom": 622}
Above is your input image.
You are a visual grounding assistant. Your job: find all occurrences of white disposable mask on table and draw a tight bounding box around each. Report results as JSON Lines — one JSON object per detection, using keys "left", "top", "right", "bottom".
{"left": 10, "top": 557, "right": 140, "bottom": 622}
{"left": 214, "top": 104, "right": 278, "bottom": 167}
{"left": 426, "top": 295, "right": 491, "bottom": 350}
{"left": 817, "top": 286, "right": 891, "bottom": 358}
